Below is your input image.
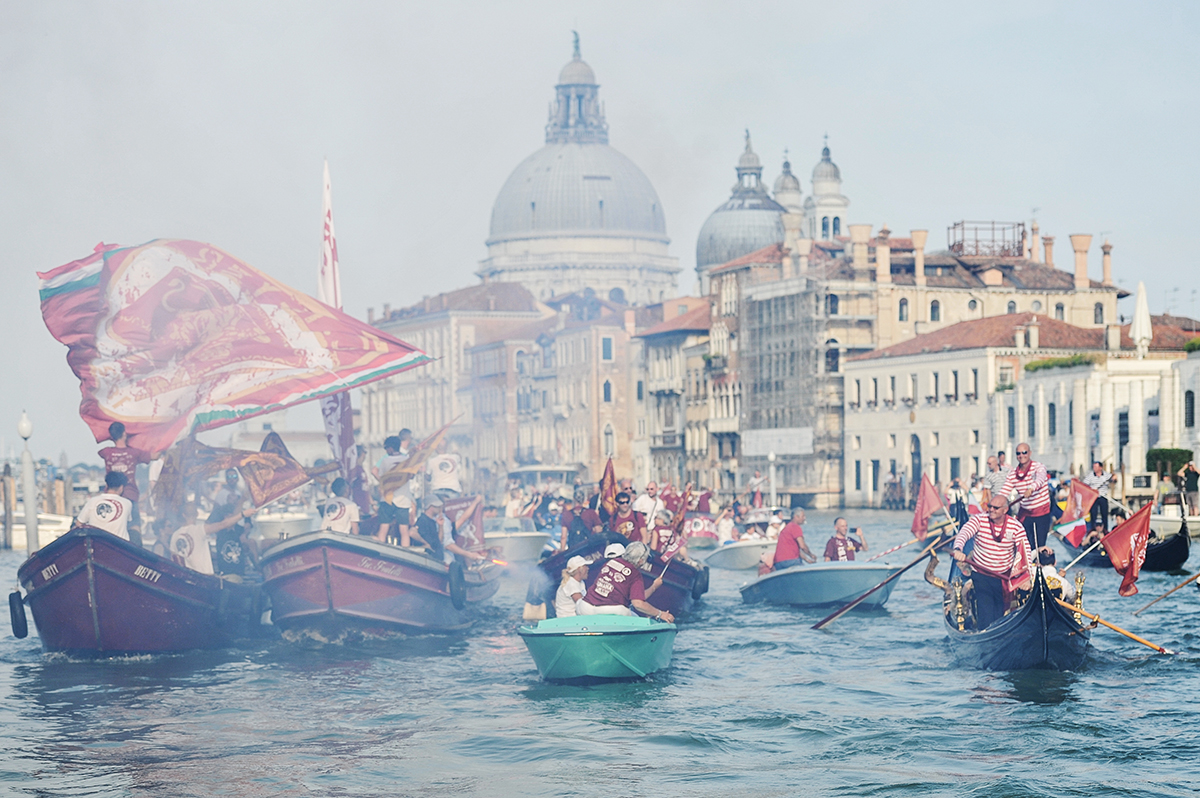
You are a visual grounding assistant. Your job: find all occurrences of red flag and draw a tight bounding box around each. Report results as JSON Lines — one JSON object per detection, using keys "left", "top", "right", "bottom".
{"left": 911, "top": 474, "right": 945, "bottom": 541}
{"left": 1100, "top": 503, "right": 1153, "bottom": 597}
{"left": 599, "top": 458, "right": 617, "bottom": 519}
{"left": 1062, "top": 479, "right": 1099, "bottom": 526}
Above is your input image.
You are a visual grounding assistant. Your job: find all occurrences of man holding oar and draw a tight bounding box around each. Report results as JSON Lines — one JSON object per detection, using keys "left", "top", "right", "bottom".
{"left": 951, "top": 495, "right": 1034, "bottom": 629}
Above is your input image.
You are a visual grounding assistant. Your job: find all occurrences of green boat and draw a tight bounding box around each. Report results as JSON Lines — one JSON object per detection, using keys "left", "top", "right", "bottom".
{"left": 518, "top": 615, "right": 677, "bottom": 681}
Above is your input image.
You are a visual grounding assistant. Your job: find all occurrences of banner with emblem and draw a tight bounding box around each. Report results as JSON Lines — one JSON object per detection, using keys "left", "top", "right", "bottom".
{"left": 38, "top": 240, "right": 430, "bottom": 456}
{"left": 444, "top": 495, "right": 485, "bottom": 552}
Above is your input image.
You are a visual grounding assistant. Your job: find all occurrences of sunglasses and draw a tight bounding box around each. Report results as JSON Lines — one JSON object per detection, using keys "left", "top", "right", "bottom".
{"left": 1016, "top": 450, "right": 1030, "bottom": 455}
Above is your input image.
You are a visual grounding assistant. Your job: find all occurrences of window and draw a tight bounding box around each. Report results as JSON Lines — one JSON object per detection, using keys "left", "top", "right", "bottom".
{"left": 1187, "top": 390, "right": 1196, "bottom": 428}
{"left": 822, "top": 217, "right": 830, "bottom": 239}
{"left": 603, "top": 380, "right": 612, "bottom": 402}
{"left": 972, "top": 429, "right": 980, "bottom": 443}
{"left": 1007, "top": 406, "right": 1016, "bottom": 438}
{"left": 637, "top": 381, "right": 644, "bottom": 401}
{"left": 1027, "top": 404, "right": 1036, "bottom": 438}
{"left": 932, "top": 432, "right": 940, "bottom": 446}
{"left": 1094, "top": 303, "right": 1104, "bottom": 324}
{"left": 852, "top": 435, "right": 861, "bottom": 450}
{"left": 898, "top": 298, "right": 909, "bottom": 322}
{"left": 999, "top": 365, "right": 1014, "bottom": 387}
{"left": 968, "top": 299, "right": 977, "bottom": 311}
{"left": 933, "top": 458, "right": 940, "bottom": 483}
{"left": 826, "top": 294, "right": 839, "bottom": 315}
{"left": 950, "top": 457, "right": 961, "bottom": 480}
{"left": 855, "top": 460, "right": 862, "bottom": 490}
{"left": 889, "top": 375, "right": 896, "bottom": 401}
{"left": 1055, "top": 303, "right": 1065, "bottom": 320}
{"left": 1007, "top": 301, "right": 1017, "bottom": 314}
{"left": 1069, "top": 400, "right": 1074, "bottom": 434}
{"left": 930, "top": 300, "right": 941, "bottom": 322}
{"left": 871, "top": 460, "right": 880, "bottom": 493}
{"left": 825, "top": 341, "right": 839, "bottom": 373}
{"left": 1048, "top": 402, "right": 1057, "bottom": 436}
{"left": 601, "top": 337, "right": 613, "bottom": 361}
{"left": 604, "top": 424, "right": 615, "bottom": 457}
{"left": 1032, "top": 300, "right": 1043, "bottom": 312}
{"left": 952, "top": 370, "right": 959, "bottom": 400}
{"left": 888, "top": 434, "right": 896, "bottom": 448}
{"left": 833, "top": 218, "right": 841, "bottom": 236}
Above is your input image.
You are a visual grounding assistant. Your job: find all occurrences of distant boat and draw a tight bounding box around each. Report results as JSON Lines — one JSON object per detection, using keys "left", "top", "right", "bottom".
{"left": 16, "top": 526, "right": 268, "bottom": 655}
{"left": 483, "top": 516, "right": 552, "bottom": 563}
{"left": 740, "top": 561, "right": 904, "bottom": 609}
{"left": 705, "top": 538, "right": 773, "bottom": 570}
{"left": 518, "top": 615, "right": 677, "bottom": 680}
{"left": 259, "top": 531, "right": 501, "bottom": 636}
{"left": 3, "top": 510, "right": 73, "bottom": 550}
{"left": 1060, "top": 519, "right": 1190, "bottom": 572}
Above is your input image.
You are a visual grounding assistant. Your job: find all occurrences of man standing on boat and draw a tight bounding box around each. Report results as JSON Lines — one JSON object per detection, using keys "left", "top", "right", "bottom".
{"left": 320, "top": 478, "right": 360, "bottom": 535}
{"left": 577, "top": 542, "right": 673, "bottom": 622}
{"left": 951, "top": 496, "right": 1034, "bottom": 629}
{"left": 823, "top": 518, "right": 867, "bottom": 561}
{"left": 1083, "top": 461, "right": 1113, "bottom": 532}
{"left": 73, "top": 471, "right": 132, "bottom": 541}
{"left": 633, "top": 482, "right": 664, "bottom": 528}
{"left": 1002, "top": 443, "right": 1052, "bottom": 549}
{"left": 609, "top": 491, "right": 647, "bottom": 544}
{"left": 375, "top": 435, "right": 416, "bottom": 544}
{"left": 99, "top": 422, "right": 154, "bottom": 546}
{"left": 773, "top": 508, "right": 817, "bottom": 570}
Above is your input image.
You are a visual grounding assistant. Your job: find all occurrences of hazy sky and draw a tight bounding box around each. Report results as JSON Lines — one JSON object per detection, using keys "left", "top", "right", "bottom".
{"left": 2, "top": 1, "right": 1198, "bottom": 463}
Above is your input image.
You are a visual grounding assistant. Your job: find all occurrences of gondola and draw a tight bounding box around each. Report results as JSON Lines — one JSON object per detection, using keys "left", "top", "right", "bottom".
{"left": 1059, "top": 518, "right": 1190, "bottom": 572}
{"left": 943, "top": 565, "right": 1090, "bottom": 670}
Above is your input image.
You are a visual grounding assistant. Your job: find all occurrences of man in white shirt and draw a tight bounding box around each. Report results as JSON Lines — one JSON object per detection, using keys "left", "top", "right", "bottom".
{"left": 427, "top": 445, "right": 463, "bottom": 500}
{"left": 168, "top": 501, "right": 256, "bottom": 574}
{"left": 1082, "top": 461, "right": 1112, "bottom": 532}
{"left": 375, "top": 435, "right": 415, "bottom": 544}
{"left": 320, "top": 478, "right": 361, "bottom": 535}
{"left": 633, "top": 482, "right": 664, "bottom": 526}
{"left": 74, "top": 472, "right": 133, "bottom": 541}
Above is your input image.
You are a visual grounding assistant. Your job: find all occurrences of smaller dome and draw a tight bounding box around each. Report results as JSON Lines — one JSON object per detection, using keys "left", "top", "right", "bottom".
{"left": 558, "top": 57, "right": 596, "bottom": 85}
{"left": 812, "top": 144, "right": 841, "bottom": 183}
{"left": 773, "top": 159, "right": 800, "bottom": 195}
{"left": 738, "top": 132, "right": 762, "bottom": 170}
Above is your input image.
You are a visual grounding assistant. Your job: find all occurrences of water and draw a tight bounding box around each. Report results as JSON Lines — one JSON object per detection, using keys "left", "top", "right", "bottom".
{"left": 0, "top": 510, "right": 1197, "bottom": 797}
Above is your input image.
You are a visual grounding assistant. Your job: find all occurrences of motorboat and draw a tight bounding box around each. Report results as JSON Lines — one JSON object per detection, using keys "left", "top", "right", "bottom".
{"left": 483, "top": 516, "right": 552, "bottom": 563}
{"left": 740, "top": 561, "right": 904, "bottom": 609}
{"left": 518, "top": 615, "right": 677, "bottom": 680}
{"left": 705, "top": 538, "right": 773, "bottom": 570}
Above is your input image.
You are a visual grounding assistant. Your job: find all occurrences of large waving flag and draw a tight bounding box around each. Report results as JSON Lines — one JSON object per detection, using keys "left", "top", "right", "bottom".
{"left": 911, "top": 474, "right": 945, "bottom": 540}
{"left": 1101, "top": 503, "right": 1152, "bottom": 597}
{"left": 1055, "top": 479, "right": 1100, "bottom": 546}
{"left": 378, "top": 420, "right": 452, "bottom": 502}
{"left": 39, "top": 240, "right": 430, "bottom": 455}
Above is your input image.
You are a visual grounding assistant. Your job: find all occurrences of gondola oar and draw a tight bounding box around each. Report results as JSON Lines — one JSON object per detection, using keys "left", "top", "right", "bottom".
{"left": 1053, "top": 598, "right": 1175, "bottom": 654}
{"left": 1062, "top": 537, "right": 1105, "bottom": 571}
{"left": 866, "top": 518, "right": 956, "bottom": 562}
{"left": 1132, "top": 570, "right": 1200, "bottom": 616}
{"left": 812, "top": 534, "right": 952, "bottom": 630}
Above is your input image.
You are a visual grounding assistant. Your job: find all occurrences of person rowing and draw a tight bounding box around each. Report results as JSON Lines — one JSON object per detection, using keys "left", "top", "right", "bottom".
{"left": 577, "top": 542, "right": 673, "bottom": 622}
{"left": 950, "top": 494, "right": 1034, "bottom": 629}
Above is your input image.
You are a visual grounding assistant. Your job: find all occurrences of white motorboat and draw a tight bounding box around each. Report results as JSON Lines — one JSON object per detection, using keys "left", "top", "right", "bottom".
{"left": 705, "top": 538, "right": 774, "bottom": 570}
{"left": 483, "top": 517, "right": 552, "bottom": 562}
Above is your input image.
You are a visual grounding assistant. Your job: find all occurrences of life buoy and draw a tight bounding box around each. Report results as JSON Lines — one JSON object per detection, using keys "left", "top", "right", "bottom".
{"left": 691, "top": 566, "right": 710, "bottom": 601}
{"left": 9, "top": 591, "right": 28, "bottom": 639}
{"left": 448, "top": 562, "right": 467, "bottom": 610}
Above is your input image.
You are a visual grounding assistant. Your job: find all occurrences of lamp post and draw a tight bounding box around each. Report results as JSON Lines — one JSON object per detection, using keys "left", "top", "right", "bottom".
{"left": 19, "top": 411, "right": 40, "bottom": 555}
{"left": 768, "top": 451, "right": 777, "bottom": 508}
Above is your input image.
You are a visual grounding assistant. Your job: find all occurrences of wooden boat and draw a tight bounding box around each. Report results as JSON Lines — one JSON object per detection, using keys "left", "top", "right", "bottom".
{"left": 739, "top": 561, "right": 904, "bottom": 608}
{"left": 483, "top": 517, "right": 552, "bottom": 563}
{"left": 1059, "top": 520, "right": 1190, "bottom": 572}
{"left": 258, "top": 531, "right": 501, "bottom": 635}
{"left": 704, "top": 538, "right": 773, "bottom": 570}
{"left": 536, "top": 532, "right": 709, "bottom": 617}
{"left": 518, "top": 615, "right": 677, "bottom": 680}
{"left": 14, "top": 526, "right": 267, "bottom": 655}
{"left": 682, "top": 512, "right": 719, "bottom": 550}
{"left": 943, "top": 567, "right": 1089, "bottom": 670}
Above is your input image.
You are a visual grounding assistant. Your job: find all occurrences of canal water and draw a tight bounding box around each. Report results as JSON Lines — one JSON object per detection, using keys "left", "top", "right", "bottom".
{"left": 0, "top": 509, "right": 1196, "bottom": 797}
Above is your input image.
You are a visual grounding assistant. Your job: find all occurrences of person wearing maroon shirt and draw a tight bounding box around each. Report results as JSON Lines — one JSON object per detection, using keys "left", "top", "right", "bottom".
{"left": 823, "top": 517, "right": 868, "bottom": 561}
{"left": 608, "top": 492, "right": 647, "bottom": 543}
{"left": 773, "top": 508, "right": 817, "bottom": 571}
{"left": 578, "top": 542, "right": 673, "bottom": 621}
{"left": 99, "top": 422, "right": 153, "bottom": 546}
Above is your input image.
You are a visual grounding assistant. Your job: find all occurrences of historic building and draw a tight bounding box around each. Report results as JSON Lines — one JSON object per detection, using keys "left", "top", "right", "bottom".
{"left": 476, "top": 38, "right": 680, "bottom": 305}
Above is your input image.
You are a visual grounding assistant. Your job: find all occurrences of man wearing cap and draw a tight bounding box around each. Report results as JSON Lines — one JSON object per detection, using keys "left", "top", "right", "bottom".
{"left": 555, "top": 555, "right": 590, "bottom": 617}
{"left": 578, "top": 542, "right": 673, "bottom": 622}
{"left": 413, "top": 498, "right": 486, "bottom": 566}
{"left": 608, "top": 491, "right": 647, "bottom": 544}
{"left": 772, "top": 508, "right": 816, "bottom": 571}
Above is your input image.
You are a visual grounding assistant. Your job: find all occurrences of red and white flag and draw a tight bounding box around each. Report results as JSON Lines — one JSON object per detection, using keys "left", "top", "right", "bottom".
{"left": 911, "top": 474, "right": 945, "bottom": 540}
{"left": 1101, "top": 503, "right": 1152, "bottom": 597}
{"left": 1055, "top": 479, "right": 1100, "bottom": 547}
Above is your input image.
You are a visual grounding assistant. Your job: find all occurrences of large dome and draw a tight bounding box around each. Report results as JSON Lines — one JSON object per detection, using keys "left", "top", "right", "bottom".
{"left": 696, "top": 132, "right": 786, "bottom": 272}
{"left": 488, "top": 142, "right": 668, "bottom": 244}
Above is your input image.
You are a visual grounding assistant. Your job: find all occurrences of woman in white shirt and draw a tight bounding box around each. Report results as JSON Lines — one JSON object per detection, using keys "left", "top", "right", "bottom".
{"left": 554, "top": 555, "right": 590, "bottom": 617}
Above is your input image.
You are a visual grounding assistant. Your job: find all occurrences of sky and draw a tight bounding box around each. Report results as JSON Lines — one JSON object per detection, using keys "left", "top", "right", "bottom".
{"left": 2, "top": 1, "right": 1198, "bottom": 463}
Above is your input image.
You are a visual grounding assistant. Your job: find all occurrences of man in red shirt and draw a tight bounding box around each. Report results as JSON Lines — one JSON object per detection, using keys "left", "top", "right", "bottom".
{"left": 773, "top": 508, "right": 817, "bottom": 571}
{"left": 98, "top": 422, "right": 153, "bottom": 546}
{"left": 823, "top": 517, "right": 868, "bottom": 561}
{"left": 578, "top": 542, "right": 673, "bottom": 621}
{"left": 608, "top": 492, "right": 647, "bottom": 544}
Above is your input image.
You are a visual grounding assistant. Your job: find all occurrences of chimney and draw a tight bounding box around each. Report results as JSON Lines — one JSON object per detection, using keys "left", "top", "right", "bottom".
{"left": 849, "top": 224, "right": 872, "bottom": 271}
{"left": 382, "top": 303, "right": 391, "bottom": 319}
{"left": 875, "top": 225, "right": 892, "bottom": 284}
{"left": 1030, "top": 221, "right": 1041, "bottom": 264}
{"left": 1042, "top": 235, "right": 1055, "bottom": 268}
{"left": 795, "top": 238, "right": 813, "bottom": 274}
{"left": 1027, "top": 316, "right": 1040, "bottom": 350}
{"left": 624, "top": 308, "right": 636, "bottom": 336}
{"left": 1014, "top": 326, "right": 1025, "bottom": 350}
{"left": 1101, "top": 240, "right": 1113, "bottom": 286}
{"left": 1070, "top": 234, "right": 1092, "bottom": 290}
{"left": 422, "top": 296, "right": 430, "bottom": 312}
{"left": 367, "top": 307, "right": 375, "bottom": 324}
{"left": 1106, "top": 323, "right": 1121, "bottom": 351}
{"left": 488, "top": 295, "right": 496, "bottom": 311}
{"left": 911, "top": 229, "right": 928, "bottom": 287}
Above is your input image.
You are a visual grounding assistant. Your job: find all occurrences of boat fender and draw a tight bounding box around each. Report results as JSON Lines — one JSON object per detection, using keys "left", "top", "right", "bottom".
{"left": 691, "top": 566, "right": 710, "bottom": 601}
{"left": 448, "top": 562, "right": 468, "bottom": 610}
{"left": 9, "top": 591, "right": 28, "bottom": 639}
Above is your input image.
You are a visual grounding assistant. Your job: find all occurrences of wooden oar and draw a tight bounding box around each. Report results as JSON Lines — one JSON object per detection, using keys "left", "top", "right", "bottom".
{"left": 1132, "top": 570, "right": 1200, "bottom": 616}
{"left": 1062, "top": 537, "right": 1105, "bottom": 571}
{"left": 866, "top": 519, "right": 956, "bottom": 562}
{"left": 812, "top": 534, "right": 951, "bottom": 630}
{"left": 1054, "top": 597, "right": 1175, "bottom": 654}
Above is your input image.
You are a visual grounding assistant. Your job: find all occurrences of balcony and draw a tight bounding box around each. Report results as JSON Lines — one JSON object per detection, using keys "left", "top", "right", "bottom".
{"left": 705, "top": 355, "right": 728, "bottom": 374}
{"left": 708, "top": 416, "right": 739, "bottom": 434}
{"left": 651, "top": 433, "right": 682, "bottom": 449}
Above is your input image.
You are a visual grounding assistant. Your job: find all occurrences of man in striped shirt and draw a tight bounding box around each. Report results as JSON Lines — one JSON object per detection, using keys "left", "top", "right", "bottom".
{"left": 1082, "top": 462, "right": 1112, "bottom": 532}
{"left": 1001, "top": 443, "right": 1051, "bottom": 549}
{"left": 952, "top": 495, "right": 1034, "bottom": 629}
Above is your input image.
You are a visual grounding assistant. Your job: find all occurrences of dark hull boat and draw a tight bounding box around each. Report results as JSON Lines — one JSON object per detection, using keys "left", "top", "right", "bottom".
{"left": 944, "top": 568, "right": 1090, "bottom": 670}
{"left": 258, "top": 531, "right": 501, "bottom": 635}
{"left": 536, "top": 532, "right": 709, "bottom": 618}
{"left": 1060, "top": 520, "right": 1190, "bottom": 572}
{"left": 15, "top": 526, "right": 266, "bottom": 656}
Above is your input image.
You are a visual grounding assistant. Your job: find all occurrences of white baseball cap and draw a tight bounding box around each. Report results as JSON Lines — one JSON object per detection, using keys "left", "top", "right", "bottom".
{"left": 603, "top": 543, "right": 626, "bottom": 559}
{"left": 566, "top": 555, "right": 589, "bottom": 571}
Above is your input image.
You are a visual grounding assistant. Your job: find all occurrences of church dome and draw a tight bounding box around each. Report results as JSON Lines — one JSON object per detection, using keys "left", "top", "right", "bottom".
{"left": 812, "top": 144, "right": 841, "bottom": 186}
{"left": 696, "top": 133, "right": 786, "bottom": 271}
{"left": 773, "top": 160, "right": 800, "bottom": 195}
{"left": 558, "top": 57, "right": 596, "bottom": 85}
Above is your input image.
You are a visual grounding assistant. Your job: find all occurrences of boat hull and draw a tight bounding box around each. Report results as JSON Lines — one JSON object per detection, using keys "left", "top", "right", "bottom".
{"left": 705, "top": 539, "right": 773, "bottom": 570}
{"left": 740, "top": 561, "right": 903, "bottom": 608}
{"left": 259, "top": 531, "right": 500, "bottom": 635}
{"left": 17, "top": 527, "right": 263, "bottom": 656}
{"left": 945, "top": 570, "right": 1089, "bottom": 670}
{"left": 483, "top": 531, "right": 551, "bottom": 563}
{"left": 518, "top": 615, "right": 677, "bottom": 680}
{"left": 1060, "top": 523, "right": 1189, "bottom": 572}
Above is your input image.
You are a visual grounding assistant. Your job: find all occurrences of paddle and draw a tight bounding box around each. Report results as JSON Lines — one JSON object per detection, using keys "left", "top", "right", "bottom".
{"left": 866, "top": 518, "right": 956, "bottom": 562}
{"left": 1132, "top": 570, "right": 1200, "bottom": 616}
{"left": 1053, "top": 597, "right": 1176, "bottom": 655}
{"left": 811, "top": 533, "right": 952, "bottom": 630}
{"left": 1062, "top": 537, "right": 1105, "bottom": 571}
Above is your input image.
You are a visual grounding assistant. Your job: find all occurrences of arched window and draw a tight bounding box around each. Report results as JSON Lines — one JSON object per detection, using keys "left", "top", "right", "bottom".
{"left": 825, "top": 339, "right": 840, "bottom": 373}
{"left": 1048, "top": 402, "right": 1057, "bottom": 436}
{"left": 898, "top": 298, "right": 909, "bottom": 322}
{"left": 833, "top": 218, "right": 841, "bottom": 236}
{"left": 968, "top": 299, "right": 977, "bottom": 311}
{"left": 603, "top": 380, "right": 612, "bottom": 403}
{"left": 1027, "top": 405, "right": 1036, "bottom": 438}
{"left": 1007, "top": 301, "right": 1017, "bottom": 314}
{"left": 1187, "top": 391, "right": 1196, "bottom": 428}
{"left": 1055, "top": 303, "right": 1065, "bottom": 320}
{"left": 826, "top": 294, "right": 839, "bottom": 315}
{"left": 604, "top": 424, "right": 615, "bottom": 457}
{"left": 822, "top": 217, "right": 830, "bottom": 238}
{"left": 1094, "top": 303, "right": 1104, "bottom": 324}
{"left": 930, "top": 300, "right": 941, "bottom": 322}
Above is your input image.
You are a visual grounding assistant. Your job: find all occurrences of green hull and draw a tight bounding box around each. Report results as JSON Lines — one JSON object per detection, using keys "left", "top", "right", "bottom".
{"left": 518, "top": 615, "right": 677, "bottom": 680}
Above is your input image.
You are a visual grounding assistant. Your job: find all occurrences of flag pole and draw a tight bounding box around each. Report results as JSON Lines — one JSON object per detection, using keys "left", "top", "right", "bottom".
{"left": 1132, "top": 570, "right": 1200, "bottom": 616}
{"left": 1054, "top": 598, "right": 1175, "bottom": 654}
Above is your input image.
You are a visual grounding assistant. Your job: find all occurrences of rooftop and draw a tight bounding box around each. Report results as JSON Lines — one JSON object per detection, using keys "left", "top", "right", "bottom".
{"left": 636, "top": 302, "right": 712, "bottom": 338}
{"left": 381, "top": 282, "right": 542, "bottom": 323}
